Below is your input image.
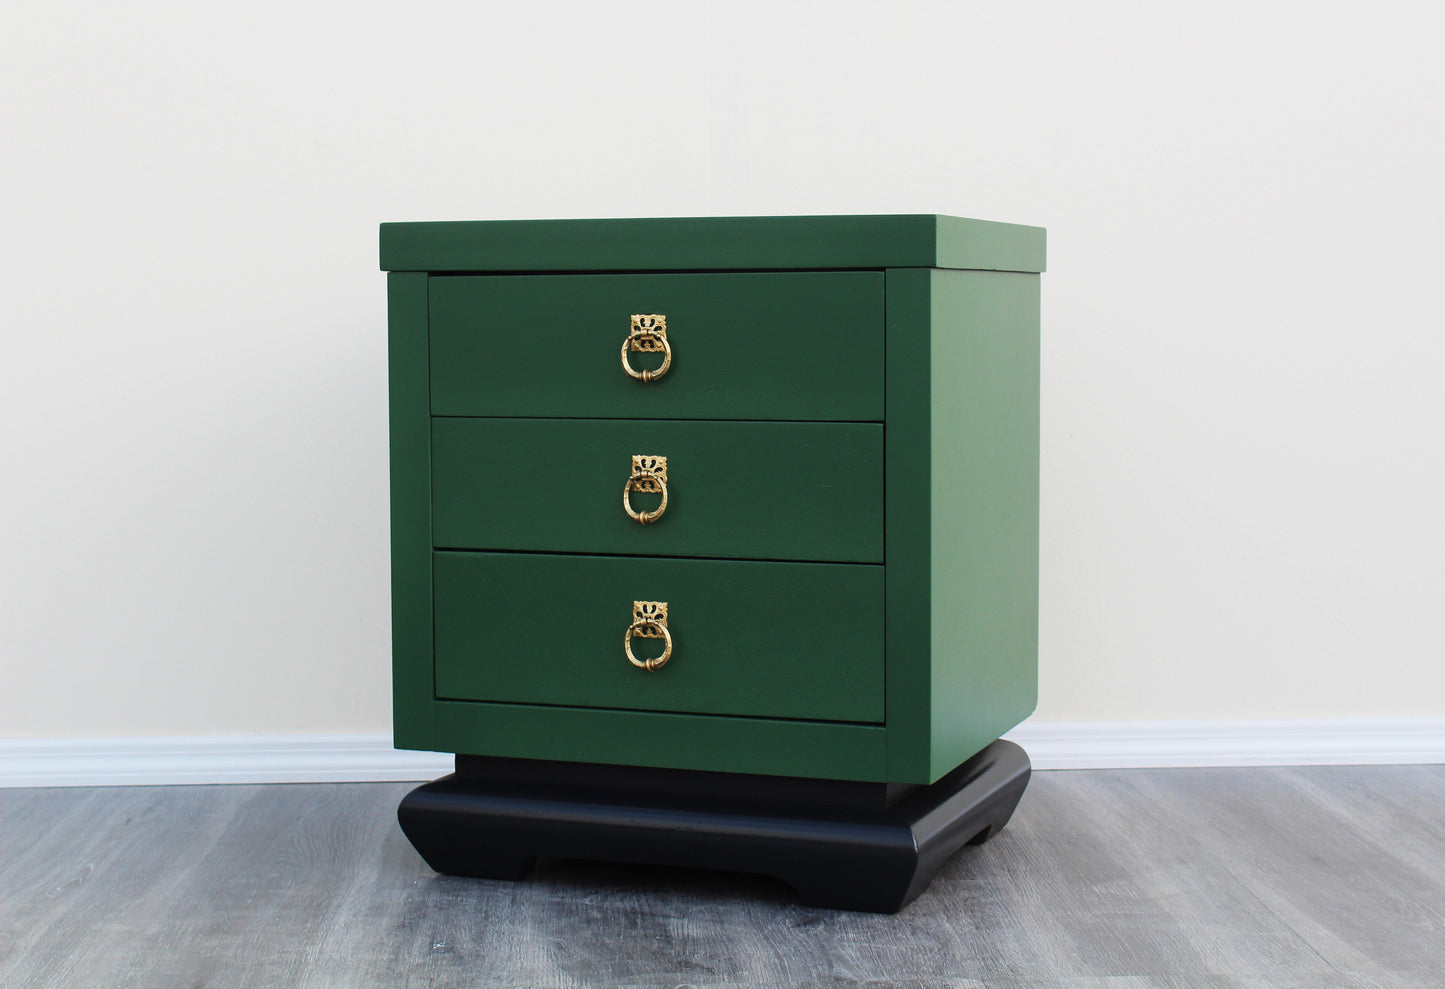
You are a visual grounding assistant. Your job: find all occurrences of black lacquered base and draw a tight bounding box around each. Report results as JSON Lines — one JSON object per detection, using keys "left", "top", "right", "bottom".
{"left": 397, "top": 739, "right": 1029, "bottom": 913}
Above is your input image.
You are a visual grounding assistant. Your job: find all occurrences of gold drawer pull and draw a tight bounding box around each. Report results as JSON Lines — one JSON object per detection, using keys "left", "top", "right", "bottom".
{"left": 625, "top": 601, "right": 672, "bottom": 671}
{"left": 622, "top": 314, "right": 671, "bottom": 382}
{"left": 623, "top": 455, "right": 669, "bottom": 525}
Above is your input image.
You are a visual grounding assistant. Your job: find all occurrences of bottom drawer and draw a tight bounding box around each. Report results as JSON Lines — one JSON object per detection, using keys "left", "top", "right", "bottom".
{"left": 433, "top": 551, "right": 884, "bottom": 723}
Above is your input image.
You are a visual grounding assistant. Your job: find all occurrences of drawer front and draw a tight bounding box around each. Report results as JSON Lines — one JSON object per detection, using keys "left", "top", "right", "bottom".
{"left": 433, "top": 551, "right": 884, "bottom": 723}
{"left": 429, "top": 271, "right": 883, "bottom": 420}
{"left": 432, "top": 418, "right": 883, "bottom": 563}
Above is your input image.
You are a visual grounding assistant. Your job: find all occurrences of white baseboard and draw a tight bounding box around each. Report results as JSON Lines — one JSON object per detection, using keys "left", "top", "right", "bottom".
{"left": 1004, "top": 717, "right": 1445, "bottom": 770}
{"left": 2, "top": 719, "right": 1442, "bottom": 787}
{"left": 0, "top": 734, "right": 452, "bottom": 788}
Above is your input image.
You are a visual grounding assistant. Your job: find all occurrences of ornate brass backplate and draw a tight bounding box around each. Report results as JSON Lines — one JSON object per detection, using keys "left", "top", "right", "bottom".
{"left": 628, "top": 314, "right": 667, "bottom": 352}
{"left": 628, "top": 455, "right": 668, "bottom": 493}
{"left": 631, "top": 600, "right": 668, "bottom": 637}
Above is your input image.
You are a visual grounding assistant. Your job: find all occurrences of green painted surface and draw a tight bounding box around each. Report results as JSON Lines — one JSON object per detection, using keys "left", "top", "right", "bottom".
{"left": 926, "top": 269, "right": 1040, "bottom": 780}
{"left": 382, "top": 214, "right": 1045, "bottom": 274}
{"left": 934, "top": 215, "right": 1047, "bottom": 275}
{"left": 387, "top": 273, "right": 435, "bottom": 752}
{"left": 433, "top": 551, "right": 884, "bottom": 723}
{"left": 428, "top": 271, "right": 883, "bottom": 421}
{"left": 429, "top": 699, "right": 888, "bottom": 781}
{"left": 881, "top": 269, "right": 935, "bottom": 781}
{"left": 431, "top": 418, "right": 883, "bottom": 563}
{"left": 882, "top": 269, "right": 1041, "bottom": 783}
{"left": 385, "top": 216, "right": 1043, "bottom": 784}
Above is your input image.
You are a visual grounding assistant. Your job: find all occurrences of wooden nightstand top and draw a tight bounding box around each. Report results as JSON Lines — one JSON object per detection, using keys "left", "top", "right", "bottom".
{"left": 380, "top": 213, "right": 1045, "bottom": 274}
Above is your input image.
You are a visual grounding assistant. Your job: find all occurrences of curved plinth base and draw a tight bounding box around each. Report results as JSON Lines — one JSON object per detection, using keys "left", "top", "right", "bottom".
{"left": 397, "top": 739, "right": 1030, "bottom": 914}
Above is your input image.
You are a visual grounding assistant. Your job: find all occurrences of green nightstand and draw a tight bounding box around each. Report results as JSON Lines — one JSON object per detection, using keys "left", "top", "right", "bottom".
{"left": 383, "top": 215, "right": 1043, "bottom": 912}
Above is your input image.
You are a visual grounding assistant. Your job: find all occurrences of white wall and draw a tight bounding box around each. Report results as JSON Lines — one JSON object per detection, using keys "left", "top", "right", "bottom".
{"left": 3, "top": 1, "right": 1442, "bottom": 740}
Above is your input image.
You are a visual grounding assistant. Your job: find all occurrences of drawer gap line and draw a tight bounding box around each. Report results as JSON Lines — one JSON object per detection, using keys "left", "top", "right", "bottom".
{"left": 431, "top": 546, "right": 885, "bottom": 567}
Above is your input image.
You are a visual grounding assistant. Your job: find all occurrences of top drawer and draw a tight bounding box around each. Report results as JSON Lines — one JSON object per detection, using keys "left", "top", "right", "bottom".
{"left": 429, "top": 271, "right": 883, "bottom": 420}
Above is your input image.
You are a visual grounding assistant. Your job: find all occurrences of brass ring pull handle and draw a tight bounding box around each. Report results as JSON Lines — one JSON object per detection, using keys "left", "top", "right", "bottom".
{"left": 622, "top": 314, "right": 671, "bottom": 382}
{"left": 625, "top": 601, "right": 672, "bottom": 671}
{"left": 624, "top": 620, "right": 672, "bottom": 671}
{"left": 623, "top": 455, "right": 669, "bottom": 525}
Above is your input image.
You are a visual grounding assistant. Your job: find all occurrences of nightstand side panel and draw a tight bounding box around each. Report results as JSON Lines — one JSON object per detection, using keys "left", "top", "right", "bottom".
{"left": 927, "top": 268, "right": 1041, "bottom": 780}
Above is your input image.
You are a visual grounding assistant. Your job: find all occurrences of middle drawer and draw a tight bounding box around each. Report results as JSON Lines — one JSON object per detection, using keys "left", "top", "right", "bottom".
{"left": 431, "top": 418, "right": 884, "bottom": 563}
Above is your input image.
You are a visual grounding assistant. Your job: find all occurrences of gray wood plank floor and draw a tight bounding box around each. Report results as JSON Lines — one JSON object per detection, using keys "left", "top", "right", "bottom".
{"left": 2, "top": 765, "right": 1442, "bottom": 988}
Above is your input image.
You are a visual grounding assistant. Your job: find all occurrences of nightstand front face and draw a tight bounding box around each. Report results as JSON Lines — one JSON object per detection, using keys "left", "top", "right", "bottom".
{"left": 386, "top": 216, "right": 1042, "bottom": 785}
